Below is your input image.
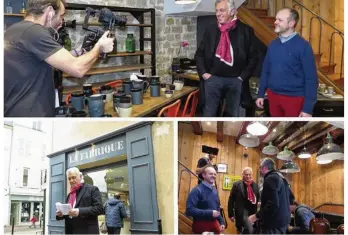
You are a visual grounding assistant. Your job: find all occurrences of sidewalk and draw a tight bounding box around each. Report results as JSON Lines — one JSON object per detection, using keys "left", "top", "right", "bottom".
{"left": 4, "top": 225, "right": 43, "bottom": 235}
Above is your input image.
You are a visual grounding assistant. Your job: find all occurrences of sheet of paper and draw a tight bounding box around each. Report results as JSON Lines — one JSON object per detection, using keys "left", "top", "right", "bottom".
{"left": 55, "top": 202, "right": 72, "bottom": 215}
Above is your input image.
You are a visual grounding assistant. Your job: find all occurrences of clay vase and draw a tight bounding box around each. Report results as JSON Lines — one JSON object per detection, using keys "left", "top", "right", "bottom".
{"left": 309, "top": 216, "right": 330, "bottom": 234}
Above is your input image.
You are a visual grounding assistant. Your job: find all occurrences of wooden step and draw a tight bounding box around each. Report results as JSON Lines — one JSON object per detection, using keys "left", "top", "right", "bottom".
{"left": 258, "top": 16, "right": 276, "bottom": 25}
{"left": 248, "top": 8, "right": 268, "bottom": 17}
{"left": 319, "top": 62, "right": 336, "bottom": 75}
{"left": 179, "top": 212, "right": 192, "bottom": 234}
{"left": 328, "top": 74, "right": 344, "bottom": 89}
{"left": 314, "top": 53, "right": 322, "bottom": 64}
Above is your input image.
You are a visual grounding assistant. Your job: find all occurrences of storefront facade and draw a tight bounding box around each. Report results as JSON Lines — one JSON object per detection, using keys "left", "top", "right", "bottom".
{"left": 10, "top": 195, "right": 43, "bottom": 226}
{"left": 47, "top": 122, "right": 161, "bottom": 234}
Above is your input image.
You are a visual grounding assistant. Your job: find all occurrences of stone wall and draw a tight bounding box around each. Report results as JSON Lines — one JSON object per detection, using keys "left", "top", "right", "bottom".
{"left": 63, "top": 0, "right": 197, "bottom": 86}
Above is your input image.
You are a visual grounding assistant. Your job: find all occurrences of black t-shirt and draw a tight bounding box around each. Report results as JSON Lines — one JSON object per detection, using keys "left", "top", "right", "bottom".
{"left": 4, "top": 21, "right": 62, "bottom": 117}
{"left": 197, "top": 157, "right": 209, "bottom": 183}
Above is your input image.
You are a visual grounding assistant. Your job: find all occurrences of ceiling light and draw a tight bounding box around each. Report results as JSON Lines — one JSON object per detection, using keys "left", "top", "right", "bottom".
{"left": 175, "top": 0, "right": 196, "bottom": 4}
{"left": 316, "top": 133, "right": 344, "bottom": 161}
{"left": 262, "top": 142, "right": 279, "bottom": 155}
{"left": 273, "top": 128, "right": 277, "bottom": 132}
{"left": 246, "top": 122, "right": 268, "bottom": 136}
{"left": 238, "top": 133, "right": 260, "bottom": 148}
{"left": 298, "top": 146, "right": 311, "bottom": 159}
{"left": 317, "top": 159, "right": 333, "bottom": 165}
{"left": 279, "top": 160, "right": 300, "bottom": 173}
{"left": 277, "top": 146, "right": 295, "bottom": 161}
{"left": 206, "top": 121, "right": 211, "bottom": 126}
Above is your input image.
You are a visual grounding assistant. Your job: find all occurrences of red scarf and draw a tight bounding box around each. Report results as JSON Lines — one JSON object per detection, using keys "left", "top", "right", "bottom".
{"left": 68, "top": 184, "right": 82, "bottom": 208}
{"left": 244, "top": 181, "right": 256, "bottom": 204}
{"left": 215, "top": 17, "right": 238, "bottom": 66}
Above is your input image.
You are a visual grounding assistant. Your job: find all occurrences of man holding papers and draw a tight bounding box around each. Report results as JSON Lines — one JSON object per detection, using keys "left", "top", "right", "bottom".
{"left": 56, "top": 167, "right": 103, "bottom": 234}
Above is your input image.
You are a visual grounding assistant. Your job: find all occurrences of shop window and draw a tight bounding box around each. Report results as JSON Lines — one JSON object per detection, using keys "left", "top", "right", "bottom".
{"left": 23, "top": 168, "right": 29, "bottom": 187}
{"left": 21, "top": 202, "right": 31, "bottom": 223}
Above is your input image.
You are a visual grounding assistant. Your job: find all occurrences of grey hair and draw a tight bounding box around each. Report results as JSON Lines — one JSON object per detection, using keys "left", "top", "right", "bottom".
{"left": 260, "top": 158, "right": 276, "bottom": 171}
{"left": 66, "top": 167, "right": 81, "bottom": 176}
{"left": 242, "top": 167, "right": 253, "bottom": 175}
{"left": 215, "top": 0, "right": 238, "bottom": 15}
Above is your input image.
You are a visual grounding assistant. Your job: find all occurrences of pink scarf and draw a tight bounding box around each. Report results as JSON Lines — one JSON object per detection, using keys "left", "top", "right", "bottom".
{"left": 215, "top": 17, "right": 238, "bottom": 66}
{"left": 68, "top": 184, "right": 82, "bottom": 208}
{"left": 244, "top": 181, "right": 256, "bottom": 204}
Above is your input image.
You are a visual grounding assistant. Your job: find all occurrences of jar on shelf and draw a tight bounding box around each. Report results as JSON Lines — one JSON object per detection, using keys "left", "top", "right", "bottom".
{"left": 125, "top": 33, "right": 135, "bottom": 53}
{"left": 6, "top": 1, "right": 13, "bottom": 14}
{"left": 20, "top": 0, "right": 26, "bottom": 14}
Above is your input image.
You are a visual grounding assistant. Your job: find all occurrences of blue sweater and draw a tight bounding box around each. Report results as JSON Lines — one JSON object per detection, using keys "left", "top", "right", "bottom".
{"left": 186, "top": 182, "right": 224, "bottom": 225}
{"left": 258, "top": 34, "right": 318, "bottom": 114}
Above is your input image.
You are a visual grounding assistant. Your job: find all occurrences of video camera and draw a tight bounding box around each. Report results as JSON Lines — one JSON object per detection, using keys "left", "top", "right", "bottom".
{"left": 82, "top": 7, "right": 127, "bottom": 57}
{"left": 56, "top": 19, "right": 76, "bottom": 46}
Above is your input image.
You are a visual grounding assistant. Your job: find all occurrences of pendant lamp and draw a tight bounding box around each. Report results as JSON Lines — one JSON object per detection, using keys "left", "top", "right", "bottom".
{"left": 316, "top": 133, "right": 344, "bottom": 161}
{"left": 298, "top": 126, "right": 311, "bottom": 159}
{"left": 277, "top": 146, "right": 295, "bottom": 161}
{"left": 262, "top": 142, "right": 279, "bottom": 155}
{"left": 175, "top": 0, "right": 196, "bottom": 4}
{"left": 246, "top": 122, "right": 268, "bottom": 136}
{"left": 279, "top": 160, "right": 300, "bottom": 173}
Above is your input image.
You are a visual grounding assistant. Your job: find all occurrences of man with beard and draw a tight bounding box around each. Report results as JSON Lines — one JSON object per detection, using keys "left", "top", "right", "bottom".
{"left": 4, "top": 0, "right": 114, "bottom": 117}
{"left": 56, "top": 167, "right": 103, "bottom": 234}
{"left": 255, "top": 8, "right": 318, "bottom": 117}
{"left": 248, "top": 158, "right": 293, "bottom": 234}
{"left": 228, "top": 167, "right": 259, "bottom": 234}
{"left": 195, "top": 0, "right": 258, "bottom": 117}
{"left": 186, "top": 166, "right": 225, "bottom": 234}
{"left": 196, "top": 145, "right": 219, "bottom": 184}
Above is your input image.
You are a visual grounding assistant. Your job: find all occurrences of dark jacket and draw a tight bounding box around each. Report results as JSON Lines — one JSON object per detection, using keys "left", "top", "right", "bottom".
{"left": 228, "top": 180, "right": 260, "bottom": 231}
{"left": 195, "top": 20, "right": 259, "bottom": 109}
{"left": 56, "top": 183, "right": 103, "bottom": 234}
{"left": 256, "top": 170, "right": 292, "bottom": 229}
{"left": 292, "top": 204, "right": 315, "bottom": 234}
{"left": 105, "top": 199, "right": 127, "bottom": 228}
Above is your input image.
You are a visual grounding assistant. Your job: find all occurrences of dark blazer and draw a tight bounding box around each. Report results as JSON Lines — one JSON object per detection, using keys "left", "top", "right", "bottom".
{"left": 228, "top": 180, "right": 260, "bottom": 231}
{"left": 56, "top": 183, "right": 103, "bottom": 234}
{"left": 195, "top": 20, "right": 260, "bottom": 109}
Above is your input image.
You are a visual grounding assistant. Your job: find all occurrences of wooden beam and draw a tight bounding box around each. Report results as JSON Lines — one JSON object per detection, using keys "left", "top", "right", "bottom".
{"left": 259, "top": 121, "right": 281, "bottom": 143}
{"left": 287, "top": 122, "right": 332, "bottom": 149}
{"left": 191, "top": 122, "right": 203, "bottom": 135}
{"left": 236, "top": 121, "right": 250, "bottom": 143}
{"left": 273, "top": 122, "right": 307, "bottom": 146}
{"left": 217, "top": 121, "right": 224, "bottom": 143}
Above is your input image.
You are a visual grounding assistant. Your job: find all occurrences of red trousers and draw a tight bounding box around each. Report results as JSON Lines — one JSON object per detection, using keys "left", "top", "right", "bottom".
{"left": 192, "top": 220, "right": 221, "bottom": 234}
{"left": 267, "top": 89, "right": 304, "bottom": 117}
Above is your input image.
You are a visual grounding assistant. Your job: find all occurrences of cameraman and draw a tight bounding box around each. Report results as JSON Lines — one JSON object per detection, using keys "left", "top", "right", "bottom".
{"left": 4, "top": 0, "right": 114, "bottom": 117}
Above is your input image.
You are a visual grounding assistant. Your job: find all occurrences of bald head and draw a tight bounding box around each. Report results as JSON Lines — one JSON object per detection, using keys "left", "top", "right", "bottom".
{"left": 202, "top": 166, "right": 216, "bottom": 184}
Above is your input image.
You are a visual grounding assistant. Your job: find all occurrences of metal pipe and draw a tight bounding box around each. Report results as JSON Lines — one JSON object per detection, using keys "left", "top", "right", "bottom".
{"left": 157, "top": 219, "right": 162, "bottom": 234}
{"left": 11, "top": 216, "right": 14, "bottom": 235}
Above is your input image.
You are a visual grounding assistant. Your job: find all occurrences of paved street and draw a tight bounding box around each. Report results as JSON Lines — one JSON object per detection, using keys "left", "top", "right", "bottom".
{"left": 4, "top": 226, "right": 43, "bottom": 235}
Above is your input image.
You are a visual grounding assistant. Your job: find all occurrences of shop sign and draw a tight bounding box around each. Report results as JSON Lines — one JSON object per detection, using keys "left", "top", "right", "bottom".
{"left": 67, "top": 135, "right": 126, "bottom": 167}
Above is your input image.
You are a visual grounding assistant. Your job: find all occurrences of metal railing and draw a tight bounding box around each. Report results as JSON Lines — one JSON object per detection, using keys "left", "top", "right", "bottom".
{"left": 245, "top": 0, "right": 344, "bottom": 85}
{"left": 178, "top": 161, "right": 228, "bottom": 229}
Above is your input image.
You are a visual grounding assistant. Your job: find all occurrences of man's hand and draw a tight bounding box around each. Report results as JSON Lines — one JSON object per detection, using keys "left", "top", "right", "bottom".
{"left": 287, "top": 225, "right": 293, "bottom": 233}
{"left": 56, "top": 211, "right": 63, "bottom": 217}
{"left": 229, "top": 217, "right": 235, "bottom": 222}
{"left": 212, "top": 210, "right": 220, "bottom": 218}
{"left": 299, "top": 112, "right": 312, "bottom": 117}
{"left": 220, "top": 225, "right": 225, "bottom": 231}
{"left": 255, "top": 98, "right": 264, "bottom": 108}
{"left": 248, "top": 214, "right": 257, "bottom": 224}
{"left": 202, "top": 73, "right": 212, "bottom": 80}
{"left": 68, "top": 208, "right": 79, "bottom": 217}
{"left": 96, "top": 31, "right": 114, "bottom": 53}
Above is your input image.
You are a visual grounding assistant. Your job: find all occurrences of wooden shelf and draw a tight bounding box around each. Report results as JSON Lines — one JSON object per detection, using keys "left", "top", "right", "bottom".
{"left": 106, "top": 51, "right": 152, "bottom": 57}
{"left": 63, "top": 64, "right": 152, "bottom": 78}
{"left": 4, "top": 13, "right": 24, "bottom": 17}
{"left": 62, "top": 79, "right": 123, "bottom": 95}
{"left": 76, "top": 22, "right": 152, "bottom": 27}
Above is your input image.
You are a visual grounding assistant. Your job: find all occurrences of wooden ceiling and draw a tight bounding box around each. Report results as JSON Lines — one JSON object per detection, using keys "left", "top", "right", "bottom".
{"left": 187, "top": 121, "right": 344, "bottom": 155}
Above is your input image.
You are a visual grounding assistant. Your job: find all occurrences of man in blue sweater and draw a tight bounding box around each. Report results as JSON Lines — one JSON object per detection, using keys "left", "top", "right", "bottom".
{"left": 186, "top": 166, "right": 225, "bottom": 234}
{"left": 255, "top": 8, "right": 318, "bottom": 117}
{"left": 288, "top": 201, "right": 315, "bottom": 234}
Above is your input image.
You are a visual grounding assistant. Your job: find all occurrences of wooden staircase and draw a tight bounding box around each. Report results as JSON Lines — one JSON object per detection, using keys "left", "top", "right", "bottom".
{"left": 239, "top": 6, "right": 344, "bottom": 95}
{"left": 178, "top": 212, "right": 193, "bottom": 234}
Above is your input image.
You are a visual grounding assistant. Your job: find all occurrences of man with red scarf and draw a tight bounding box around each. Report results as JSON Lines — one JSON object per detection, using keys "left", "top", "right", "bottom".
{"left": 228, "top": 167, "right": 259, "bottom": 234}
{"left": 195, "top": 0, "right": 259, "bottom": 117}
{"left": 56, "top": 167, "right": 103, "bottom": 234}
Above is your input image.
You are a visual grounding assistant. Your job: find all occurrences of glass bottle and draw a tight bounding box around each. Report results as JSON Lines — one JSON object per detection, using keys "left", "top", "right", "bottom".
{"left": 6, "top": 1, "right": 13, "bottom": 14}
{"left": 125, "top": 34, "right": 135, "bottom": 53}
{"left": 20, "top": 0, "right": 26, "bottom": 14}
{"left": 113, "top": 37, "right": 118, "bottom": 53}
